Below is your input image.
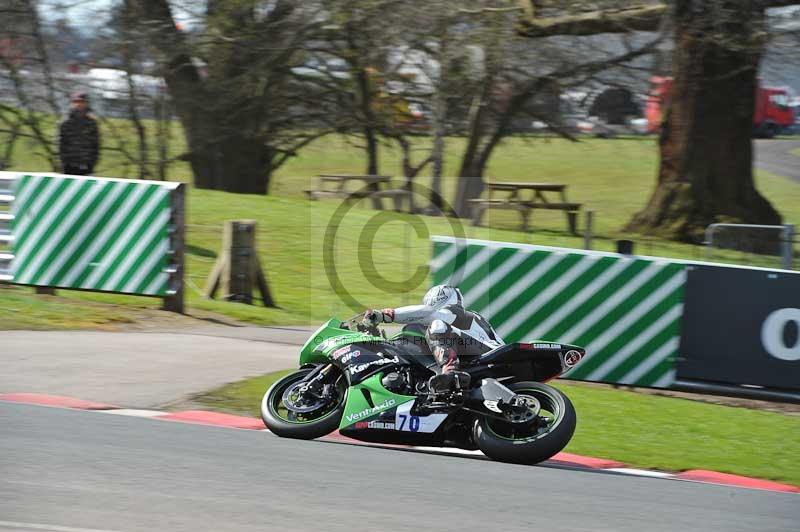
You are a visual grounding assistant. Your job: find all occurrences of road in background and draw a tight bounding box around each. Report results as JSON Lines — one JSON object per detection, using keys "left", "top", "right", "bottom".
{"left": 754, "top": 139, "right": 800, "bottom": 183}
{"left": 0, "top": 326, "right": 311, "bottom": 408}
{"left": 1, "top": 402, "right": 796, "bottom": 532}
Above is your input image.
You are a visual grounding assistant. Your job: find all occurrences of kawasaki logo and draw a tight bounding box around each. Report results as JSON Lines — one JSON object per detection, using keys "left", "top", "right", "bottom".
{"left": 345, "top": 398, "right": 397, "bottom": 423}
{"left": 348, "top": 355, "right": 399, "bottom": 375}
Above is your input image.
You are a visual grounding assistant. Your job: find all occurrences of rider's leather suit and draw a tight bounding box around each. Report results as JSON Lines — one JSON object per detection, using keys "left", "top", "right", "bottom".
{"left": 386, "top": 303, "right": 504, "bottom": 371}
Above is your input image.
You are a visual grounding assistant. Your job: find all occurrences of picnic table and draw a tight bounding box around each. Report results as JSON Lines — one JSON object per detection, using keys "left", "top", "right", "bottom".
{"left": 304, "top": 174, "right": 411, "bottom": 211}
{"left": 470, "top": 181, "right": 582, "bottom": 233}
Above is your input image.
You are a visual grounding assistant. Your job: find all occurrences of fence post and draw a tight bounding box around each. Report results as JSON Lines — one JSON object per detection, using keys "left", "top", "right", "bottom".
{"left": 205, "top": 219, "right": 275, "bottom": 307}
{"left": 783, "top": 224, "right": 795, "bottom": 270}
{"left": 403, "top": 221, "right": 411, "bottom": 307}
{"left": 583, "top": 210, "right": 594, "bottom": 250}
{"left": 163, "top": 183, "right": 185, "bottom": 313}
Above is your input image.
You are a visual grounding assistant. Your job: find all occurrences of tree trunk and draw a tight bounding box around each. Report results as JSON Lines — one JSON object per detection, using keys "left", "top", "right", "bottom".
{"left": 134, "top": 0, "right": 284, "bottom": 194}
{"left": 626, "top": 1, "right": 781, "bottom": 242}
{"left": 454, "top": 84, "right": 493, "bottom": 218}
{"left": 430, "top": 26, "right": 449, "bottom": 211}
{"left": 190, "top": 137, "right": 274, "bottom": 194}
{"left": 163, "top": 59, "right": 274, "bottom": 194}
{"left": 354, "top": 66, "right": 380, "bottom": 176}
{"left": 364, "top": 125, "right": 379, "bottom": 175}
{"left": 430, "top": 78, "right": 448, "bottom": 212}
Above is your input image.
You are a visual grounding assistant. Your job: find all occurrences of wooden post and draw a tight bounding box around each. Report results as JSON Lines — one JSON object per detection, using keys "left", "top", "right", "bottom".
{"left": 566, "top": 211, "right": 577, "bottom": 234}
{"left": 205, "top": 220, "right": 276, "bottom": 307}
{"left": 163, "top": 184, "right": 185, "bottom": 313}
{"left": 583, "top": 210, "right": 594, "bottom": 250}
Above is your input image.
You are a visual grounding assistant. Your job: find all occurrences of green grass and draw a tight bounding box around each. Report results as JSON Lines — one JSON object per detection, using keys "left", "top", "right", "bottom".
{"left": 0, "top": 284, "right": 138, "bottom": 329}
{"left": 2, "top": 123, "right": 800, "bottom": 328}
{"left": 558, "top": 381, "right": 800, "bottom": 484}
{"left": 194, "top": 369, "right": 800, "bottom": 485}
{"left": 192, "top": 369, "right": 294, "bottom": 415}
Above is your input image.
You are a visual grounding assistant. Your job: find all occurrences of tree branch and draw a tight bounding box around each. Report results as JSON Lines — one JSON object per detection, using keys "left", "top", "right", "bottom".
{"left": 516, "top": 4, "right": 667, "bottom": 37}
{"left": 516, "top": 1, "right": 799, "bottom": 38}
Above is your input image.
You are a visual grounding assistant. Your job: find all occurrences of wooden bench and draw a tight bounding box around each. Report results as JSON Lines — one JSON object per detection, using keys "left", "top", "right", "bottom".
{"left": 470, "top": 182, "right": 582, "bottom": 233}
{"left": 305, "top": 174, "right": 412, "bottom": 211}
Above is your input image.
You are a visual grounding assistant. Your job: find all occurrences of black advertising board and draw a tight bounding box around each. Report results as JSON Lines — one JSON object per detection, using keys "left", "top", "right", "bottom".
{"left": 677, "top": 265, "right": 800, "bottom": 391}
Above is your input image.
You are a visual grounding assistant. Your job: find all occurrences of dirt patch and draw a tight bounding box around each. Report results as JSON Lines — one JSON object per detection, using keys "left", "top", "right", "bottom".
{"left": 115, "top": 307, "right": 250, "bottom": 332}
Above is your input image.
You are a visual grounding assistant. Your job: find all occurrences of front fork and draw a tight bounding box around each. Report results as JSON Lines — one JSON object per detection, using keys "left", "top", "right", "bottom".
{"left": 297, "top": 364, "right": 338, "bottom": 400}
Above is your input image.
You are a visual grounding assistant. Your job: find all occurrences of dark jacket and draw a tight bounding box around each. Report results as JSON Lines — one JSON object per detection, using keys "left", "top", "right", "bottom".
{"left": 59, "top": 110, "right": 100, "bottom": 172}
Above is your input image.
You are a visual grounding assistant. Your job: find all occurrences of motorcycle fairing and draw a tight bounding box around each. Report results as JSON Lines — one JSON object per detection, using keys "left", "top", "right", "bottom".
{"left": 339, "top": 375, "right": 454, "bottom": 446}
{"left": 339, "top": 373, "right": 415, "bottom": 430}
{"left": 298, "top": 318, "right": 382, "bottom": 366}
{"left": 467, "top": 342, "right": 586, "bottom": 382}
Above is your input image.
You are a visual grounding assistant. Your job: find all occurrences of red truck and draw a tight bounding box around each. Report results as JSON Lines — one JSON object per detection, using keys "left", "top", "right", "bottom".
{"left": 646, "top": 76, "right": 795, "bottom": 138}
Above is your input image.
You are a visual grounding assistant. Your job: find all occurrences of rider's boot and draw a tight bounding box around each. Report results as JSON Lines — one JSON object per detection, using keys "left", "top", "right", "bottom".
{"left": 427, "top": 370, "right": 471, "bottom": 394}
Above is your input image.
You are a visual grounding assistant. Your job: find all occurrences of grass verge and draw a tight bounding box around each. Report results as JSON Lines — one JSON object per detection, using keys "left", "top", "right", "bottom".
{"left": 2, "top": 136, "right": 799, "bottom": 329}
{"left": 195, "top": 369, "right": 800, "bottom": 486}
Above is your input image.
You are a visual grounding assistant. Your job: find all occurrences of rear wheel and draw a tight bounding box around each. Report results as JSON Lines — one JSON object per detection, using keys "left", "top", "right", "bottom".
{"left": 261, "top": 367, "right": 346, "bottom": 439}
{"left": 474, "top": 381, "right": 576, "bottom": 465}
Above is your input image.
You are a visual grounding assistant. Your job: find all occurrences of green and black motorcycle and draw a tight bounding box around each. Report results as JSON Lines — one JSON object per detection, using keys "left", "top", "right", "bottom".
{"left": 261, "top": 315, "right": 585, "bottom": 465}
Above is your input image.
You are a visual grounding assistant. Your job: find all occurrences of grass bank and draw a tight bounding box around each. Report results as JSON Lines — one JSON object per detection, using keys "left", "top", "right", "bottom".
{"left": 2, "top": 133, "right": 799, "bottom": 329}
{"left": 194, "top": 369, "right": 800, "bottom": 486}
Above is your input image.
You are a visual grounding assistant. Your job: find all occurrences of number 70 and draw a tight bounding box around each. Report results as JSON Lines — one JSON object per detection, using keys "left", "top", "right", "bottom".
{"left": 398, "top": 413, "right": 420, "bottom": 432}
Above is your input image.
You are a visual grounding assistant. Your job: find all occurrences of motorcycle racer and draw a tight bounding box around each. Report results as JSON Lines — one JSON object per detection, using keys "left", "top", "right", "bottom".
{"left": 364, "top": 285, "right": 504, "bottom": 393}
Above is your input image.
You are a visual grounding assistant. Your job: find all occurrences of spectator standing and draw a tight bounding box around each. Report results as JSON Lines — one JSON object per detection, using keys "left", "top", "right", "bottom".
{"left": 59, "top": 91, "right": 100, "bottom": 175}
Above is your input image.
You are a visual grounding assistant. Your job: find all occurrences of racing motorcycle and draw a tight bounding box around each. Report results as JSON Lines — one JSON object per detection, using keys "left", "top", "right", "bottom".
{"left": 261, "top": 315, "right": 585, "bottom": 465}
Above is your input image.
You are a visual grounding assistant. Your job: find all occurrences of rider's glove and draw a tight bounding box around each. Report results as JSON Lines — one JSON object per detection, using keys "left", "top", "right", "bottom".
{"left": 364, "top": 308, "right": 395, "bottom": 324}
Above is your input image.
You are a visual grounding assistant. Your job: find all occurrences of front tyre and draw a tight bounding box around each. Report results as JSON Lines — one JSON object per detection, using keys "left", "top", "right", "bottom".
{"left": 474, "top": 381, "right": 576, "bottom": 465}
{"left": 261, "top": 367, "right": 346, "bottom": 439}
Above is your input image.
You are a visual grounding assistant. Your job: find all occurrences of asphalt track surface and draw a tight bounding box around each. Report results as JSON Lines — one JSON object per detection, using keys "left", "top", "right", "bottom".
{"left": 754, "top": 139, "right": 800, "bottom": 183}
{"left": 0, "top": 328, "right": 306, "bottom": 407}
{"left": 1, "top": 403, "right": 797, "bottom": 532}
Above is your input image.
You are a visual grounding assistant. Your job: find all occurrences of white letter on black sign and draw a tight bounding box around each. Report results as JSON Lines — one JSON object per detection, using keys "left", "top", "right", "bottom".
{"left": 761, "top": 308, "right": 800, "bottom": 362}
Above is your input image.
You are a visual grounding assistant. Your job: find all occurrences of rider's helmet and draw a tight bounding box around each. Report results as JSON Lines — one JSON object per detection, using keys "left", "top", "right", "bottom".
{"left": 423, "top": 285, "right": 463, "bottom": 309}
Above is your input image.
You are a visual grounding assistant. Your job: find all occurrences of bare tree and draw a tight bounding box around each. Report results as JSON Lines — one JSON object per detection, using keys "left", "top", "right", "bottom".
{"left": 132, "top": 0, "right": 331, "bottom": 194}
{"left": 516, "top": 0, "right": 800, "bottom": 242}
{"left": 448, "top": 2, "right": 660, "bottom": 217}
{"left": 0, "top": 0, "right": 63, "bottom": 171}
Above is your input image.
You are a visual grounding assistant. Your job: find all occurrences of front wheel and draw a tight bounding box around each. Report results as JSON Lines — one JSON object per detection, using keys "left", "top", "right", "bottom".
{"left": 474, "top": 381, "right": 576, "bottom": 465}
{"left": 261, "top": 367, "right": 346, "bottom": 439}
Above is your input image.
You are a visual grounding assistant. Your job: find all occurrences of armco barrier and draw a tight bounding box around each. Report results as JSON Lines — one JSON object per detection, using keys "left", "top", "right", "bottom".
{"left": 0, "top": 172, "right": 184, "bottom": 312}
{"left": 678, "top": 265, "right": 800, "bottom": 394}
{"left": 430, "top": 236, "right": 800, "bottom": 397}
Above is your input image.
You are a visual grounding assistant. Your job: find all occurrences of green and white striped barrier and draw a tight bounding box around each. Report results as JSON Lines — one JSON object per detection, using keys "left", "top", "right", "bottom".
{"left": 1, "top": 172, "right": 182, "bottom": 299}
{"left": 430, "top": 236, "right": 685, "bottom": 388}
{"left": 0, "top": 174, "right": 13, "bottom": 282}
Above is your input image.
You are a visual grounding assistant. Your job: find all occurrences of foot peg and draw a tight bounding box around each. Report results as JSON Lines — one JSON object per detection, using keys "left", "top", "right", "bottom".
{"left": 428, "top": 371, "right": 471, "bottom": 394}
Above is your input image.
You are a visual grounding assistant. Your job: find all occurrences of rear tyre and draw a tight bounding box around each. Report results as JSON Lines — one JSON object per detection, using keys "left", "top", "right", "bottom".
{"left": 474, "top": 381, "right": 576, "bottom": 465}
{"left": 261, "top": 367, "right": 346, "bottom": 439}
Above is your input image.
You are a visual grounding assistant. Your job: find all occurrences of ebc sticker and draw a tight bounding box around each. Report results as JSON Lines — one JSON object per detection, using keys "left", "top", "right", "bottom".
{"left": 331, "top": 346, "right": 351, "bottom": 359}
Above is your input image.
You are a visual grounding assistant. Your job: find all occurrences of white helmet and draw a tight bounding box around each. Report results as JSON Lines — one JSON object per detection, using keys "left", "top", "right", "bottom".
{"left": 423, "top": 285, "right": 463, "bottom": 309}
